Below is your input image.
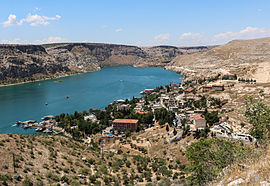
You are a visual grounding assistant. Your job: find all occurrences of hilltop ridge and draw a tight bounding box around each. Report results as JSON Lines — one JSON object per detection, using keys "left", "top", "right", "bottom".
{"left": 0, "top": 43, "right": 211, "bottom": 85}
{"left": 167, "top": 37, "right": 270, "bottom": 83}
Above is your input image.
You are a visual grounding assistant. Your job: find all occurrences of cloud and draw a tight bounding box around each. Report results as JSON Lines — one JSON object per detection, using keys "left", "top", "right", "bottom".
{"left": 22, "top": 14, "right": 61, "bottom": 26}
{"left": 178, "top": 32, "right": 205, "bottom": 46}
{"left": 115, "top": 28, "right": 123, "bottom": 32}
{"left": 34, "top": 7, "right": 41, "bottom": 12}
{"left": 180, "top": 32, "right": 201, "bottom": 39}
{"left": 34, "top": 36, "right": 66, "bottom": 44}
{"left": 213, "top": 26, "right": 270, "bottom": 44}
{"left": 0, "top": 38, "right": 27, "bottom": 44}
{"left": 2, "top": 14, "right": 23, "bottom": 27}
{"left": 176, "top": 27, "right": 270, "bottom": 46}
{"left": 101, "top": 25, "right": 108, "bottom": 29}
{"left": 2, "top": 13, "right": 61, "bottom": 27}
{"left": 1, "top": 36, "right": 67, "bottom": 44}
{"left": 154, "top": 33, "right": 170, "bottom": 41}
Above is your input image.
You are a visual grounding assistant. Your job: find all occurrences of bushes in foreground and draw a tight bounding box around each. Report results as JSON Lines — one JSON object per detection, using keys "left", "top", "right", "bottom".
{"left": 186, "top": 138, "right": 250, "bottom": 185}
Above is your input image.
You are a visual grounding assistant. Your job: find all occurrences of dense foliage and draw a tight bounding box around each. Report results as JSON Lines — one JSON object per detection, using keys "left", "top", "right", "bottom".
{"left": 186, "top": 138, "right": 250, "bottom": 185}
{"left": 245, "top": 97, "right": 270, "bottom": 140}
{"left": 154, "top": 108, "right": 175, "bottom": 126}
{"left": 204, "top": 111, "right": 219, "bottom": 126}
{"left": 55, "top": 110, "right": 111, "bottom": 138}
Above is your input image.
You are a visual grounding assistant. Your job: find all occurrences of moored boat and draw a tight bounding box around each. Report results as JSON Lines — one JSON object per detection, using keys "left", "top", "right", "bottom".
{"left": 22, "top": 124, "right": 30, "bottom": 129}
{"left": 43, "top": 128, "right": 53, "bottom": 133}
{"left": 36, "top": 127, "right": 45, "bottom": 132}
{"left": 16, "top": 121, "right": 22, "bottom": 125}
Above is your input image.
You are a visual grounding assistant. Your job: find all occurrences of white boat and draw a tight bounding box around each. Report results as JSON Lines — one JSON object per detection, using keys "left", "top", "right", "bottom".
{"left": 43, "top": 128, "right": 53, "bottom": 133}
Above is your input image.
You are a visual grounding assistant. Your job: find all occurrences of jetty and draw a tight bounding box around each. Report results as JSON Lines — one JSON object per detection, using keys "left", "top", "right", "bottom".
{"left": 19, "top": 116, "right": 63, "bottom": 135}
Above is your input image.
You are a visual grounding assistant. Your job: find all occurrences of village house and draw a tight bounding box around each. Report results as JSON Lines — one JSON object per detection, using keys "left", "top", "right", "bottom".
{"left": 190, "top": 114, "right": 206, "bottom": 130}
{"left": 112, "top": 119, "right": 139, "bottom": 132}
{"left": 169, "top": 106, "right": 178, "bottom": 112}
{"left": 184, "top": 88, "right": 195, "bottom": 94}
{"left": 152, "top": 103, "right": 163, "bottom": 110}
{"left": 117, "top": 104, "right": 130, "bottom": 111}
{"left": 136, "top": 111, "right": 149, "bottom": 114}
{"left": 84, "top": 114, "right": 97, "bottom": 122}
{"left": 222, "top": 74, "right": 237, "bottom": 80}
{"left": 202, "top": 85, "right": 212, "bottom": 92}
{"left": 212, "top": 84, "right": 225, "bottom": 91}
{"left": 134, "top": 103, "right": 144, "bottom": 112}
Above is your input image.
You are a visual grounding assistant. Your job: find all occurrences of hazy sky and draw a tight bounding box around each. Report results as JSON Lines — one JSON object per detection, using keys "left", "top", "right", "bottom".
{"left": 0, "top": 0, "right": 270, "bottom": 46}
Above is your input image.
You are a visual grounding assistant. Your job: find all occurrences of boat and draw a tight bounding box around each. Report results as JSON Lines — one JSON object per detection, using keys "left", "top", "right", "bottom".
{"left": 43, "top": 128, "right": 53, "bottom": 133}
{"left": 22, "top": 124, "right": 30, "bottom": 129}
{"left": 36, "top": 127, "right": 46, "bottom": 132}
{"left": 53, "top": 131, "right": 62, "bottom": 135}
{"left": 16, "top": 121, "right": 22, "bottom": 125}
{"left": 41, "top": 115, "right": 54, "bottom": 121}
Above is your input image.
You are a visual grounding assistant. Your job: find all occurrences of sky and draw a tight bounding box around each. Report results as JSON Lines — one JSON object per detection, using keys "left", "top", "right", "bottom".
{"left": 0, "top": 0, "right": 270, "bottom": 46}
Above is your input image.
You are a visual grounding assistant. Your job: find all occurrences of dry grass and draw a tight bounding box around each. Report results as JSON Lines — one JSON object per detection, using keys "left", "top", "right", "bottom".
{"left": 213, "top": 145, "right": 270, "bottom": 185}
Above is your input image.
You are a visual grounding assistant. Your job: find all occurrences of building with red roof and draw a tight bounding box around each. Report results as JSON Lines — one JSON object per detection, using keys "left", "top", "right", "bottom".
{"left": 112, "top": 119, "right": 139, "bottom": 132}
{"left": 190, "top": 114, "right": 206, "bottom": 129}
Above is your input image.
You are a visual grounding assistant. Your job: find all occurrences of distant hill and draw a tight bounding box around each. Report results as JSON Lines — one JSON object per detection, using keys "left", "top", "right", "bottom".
{"left": 167, "top": 37, "right": 270, "bottom": 83}
{"left": 0, "top": 43, "right": 211, "bottom": 85}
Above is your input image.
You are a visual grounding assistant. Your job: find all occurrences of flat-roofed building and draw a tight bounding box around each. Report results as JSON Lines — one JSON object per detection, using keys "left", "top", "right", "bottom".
{"left": 202, "top": 85, "right": 212, "bottom": 92}
{"left": 212, "top": 84, "right": 224, "bottom": 91}
{"left": 190, "top": 114, "right": 206, "bottom": 129}
{"left": 112, "top": 119, "right": 139, "bottom": 132}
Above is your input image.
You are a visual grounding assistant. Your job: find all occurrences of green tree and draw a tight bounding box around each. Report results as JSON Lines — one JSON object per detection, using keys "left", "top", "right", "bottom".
{"left": 173, "top": 128, "right": 177, "bottom": 135}
{"left": 186, "top": 138, "right": 250, "bottom": 185}
{"left": 245, "top": 97, "right": 270, "bottom": 141}
{"left": 166, "top": 125, "right": 169, "bottom": 132}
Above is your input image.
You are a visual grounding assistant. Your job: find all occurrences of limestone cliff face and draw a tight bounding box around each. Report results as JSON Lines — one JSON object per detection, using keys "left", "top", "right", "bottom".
{"left": 0, "top": 43, "right": 211, "bottom": 84}
{"left": 0, "top": 45, "right": 70, "bottom": 83}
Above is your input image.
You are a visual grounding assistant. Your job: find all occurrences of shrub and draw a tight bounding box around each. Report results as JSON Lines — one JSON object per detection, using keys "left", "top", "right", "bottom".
{"left": 186, "top": 138, "right": 250, "bottom": 185}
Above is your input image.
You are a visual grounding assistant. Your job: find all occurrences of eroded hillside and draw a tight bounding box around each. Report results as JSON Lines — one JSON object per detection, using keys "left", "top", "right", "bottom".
{"left": 167, "top": 37, "right": 270, "bottom": 83}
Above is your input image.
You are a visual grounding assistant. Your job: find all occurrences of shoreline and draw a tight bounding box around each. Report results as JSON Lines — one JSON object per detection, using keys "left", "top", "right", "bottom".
{"left": 0, "top": 64, "right": 171, "bottom": 88}
{"left": 0, "top": 70, "right": 97, "bottom": 88}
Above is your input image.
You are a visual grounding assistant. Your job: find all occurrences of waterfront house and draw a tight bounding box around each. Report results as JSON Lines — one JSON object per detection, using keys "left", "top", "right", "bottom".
{"left": 84, "top": 114, "right": 97, "bottom": 122}
{"left": 112, "top": 119, "right": 139, "bottom": 132}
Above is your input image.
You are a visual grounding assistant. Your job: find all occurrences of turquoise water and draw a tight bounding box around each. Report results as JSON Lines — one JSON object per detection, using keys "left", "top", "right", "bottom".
{"left": 0, "top": 66, "right": 182, "bottom": 134}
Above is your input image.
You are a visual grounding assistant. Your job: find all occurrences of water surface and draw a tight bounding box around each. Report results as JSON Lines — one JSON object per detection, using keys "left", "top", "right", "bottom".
{"left": 0, "top": 66, "right": 182, "bottom": 134}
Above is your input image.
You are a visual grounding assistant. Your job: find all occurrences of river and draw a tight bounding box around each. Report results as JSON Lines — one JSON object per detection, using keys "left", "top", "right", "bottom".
{"left": 0, "top": 66, "right": 182, "bottom": 134}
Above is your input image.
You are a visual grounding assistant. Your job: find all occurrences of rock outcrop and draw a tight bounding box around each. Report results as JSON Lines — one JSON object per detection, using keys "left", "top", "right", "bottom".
{"left": 0, "top": 43, "right": 211, "bottom": 84}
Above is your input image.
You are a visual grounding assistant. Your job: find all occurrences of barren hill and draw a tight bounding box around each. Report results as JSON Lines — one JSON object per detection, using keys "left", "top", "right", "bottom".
{"left": 167, "top": 37, "right": 270, "bottom": 83}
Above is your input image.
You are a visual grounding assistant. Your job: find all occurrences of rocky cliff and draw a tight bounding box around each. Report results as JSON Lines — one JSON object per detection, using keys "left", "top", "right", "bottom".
{"left": 0, "top": 43, "right": 211, "bottom": 85}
